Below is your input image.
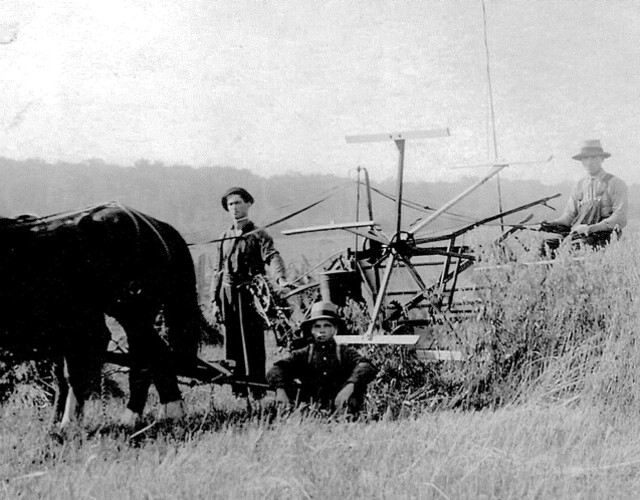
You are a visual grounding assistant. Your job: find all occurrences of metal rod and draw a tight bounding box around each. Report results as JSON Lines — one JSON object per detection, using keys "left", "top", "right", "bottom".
{"left": 355, "top": 166, "right": 361, "bottom": 253}
{"left": 397, "top": 254, "right": 428, "bottom": 292}
{"left": 363, "top": 167, "right": 374, "bottom": 221}
{"left": 281, "top": 220, "right": 376, "bottom": 235}
{"left": 342, "top": 227, "right": 389, "bottom": 245}
{"left": 394, "top": 139, "right": 406, "bottom": 235}
{"left": 413, "top": 193, "right": 561, "bottom": 243}
{"left": 409, "top": 164, "right": 507, "bottom": 235}
{"left": 447, "top": 248, "right": 464, "bottom": 310}
{"left": 481, "top": 0, "right": 504, "bottom": 231}
{"left": 365, "top": 254, "right": 397, "bottom": 338}
{"left": 439, "top": 237, "right": 455, "bottom": 291}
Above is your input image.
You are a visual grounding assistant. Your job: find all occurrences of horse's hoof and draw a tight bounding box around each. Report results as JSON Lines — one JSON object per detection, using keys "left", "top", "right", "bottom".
{"left": 159, "top": 400, "right": 185, "bottom": 421}
{"left": 120, "top": 408, "right": 142, "bottom": 428}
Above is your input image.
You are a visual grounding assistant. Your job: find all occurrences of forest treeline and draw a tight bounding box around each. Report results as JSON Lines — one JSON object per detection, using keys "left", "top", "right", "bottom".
{"left": 1, "top": 157, "right": 637, "bottom": 245}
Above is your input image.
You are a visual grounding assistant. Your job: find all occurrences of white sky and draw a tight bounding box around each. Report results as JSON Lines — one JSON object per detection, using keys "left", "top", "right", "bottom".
{"left": 1, "top": 0, "right": 639, "bottom": 184}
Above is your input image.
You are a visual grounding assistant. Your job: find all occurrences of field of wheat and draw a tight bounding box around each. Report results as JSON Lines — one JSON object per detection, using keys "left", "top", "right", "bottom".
{"left": 1, "top": 232, "right": 639, "bottom": 499}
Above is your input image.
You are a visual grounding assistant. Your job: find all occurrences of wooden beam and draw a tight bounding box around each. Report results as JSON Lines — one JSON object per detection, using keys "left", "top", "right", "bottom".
{"left": 345, "top": 129, "right": 450, "bottom": 143}
{"left": 409, "top": 165, "right": 507, "bottom": 235}
{"left": 364, "top": 254, "right": 397, "bottom": 338}
{"left": 335, "top": 335, "right": 420, "bottom": 345}
{"left": 281, "top": 220, "right": 375, "bottom": 236}
{"left": 283, "top": 282, "right": 318, "bottom": 299}
{"left": 342, "top": 227, "right": 390, "bottom": 245}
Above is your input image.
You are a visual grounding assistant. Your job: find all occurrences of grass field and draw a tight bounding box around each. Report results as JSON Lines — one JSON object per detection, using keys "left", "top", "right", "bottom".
{"left": 4, "top": 400, "right": 640, "bottom": 498}
{"left": 2, "top": 231, "right": 640, "bottom": 499}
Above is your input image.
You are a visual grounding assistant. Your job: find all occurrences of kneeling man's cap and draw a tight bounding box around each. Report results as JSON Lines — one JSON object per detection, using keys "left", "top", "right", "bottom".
{"left": 572, "top": 139, "right": 611, "bottom": 160}
{"left": 300, "top": 301, "right": 341, "bottom": 328}
{"left": 221, "top": 187, "right": 254, "bottom": 211}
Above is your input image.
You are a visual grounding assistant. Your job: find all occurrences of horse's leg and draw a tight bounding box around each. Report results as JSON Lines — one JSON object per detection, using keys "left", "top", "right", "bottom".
{"left": 113, "top": 312, "right": 152, "bottom": 425}
{"left": 118, "top": 312, "right": 184, "bottom": 423}
{"left": 150, "top": 313, "right": 188, "bottom": 421}
{"left": 58, "top": 317, "right": 109, "bottom": 428}
{"left": 124, "top": 363, "right": 152, "bottom": 424}
{"left": 148, "top": 330, "right": 184, "bottom": 421}
{"left": 119, "top": 321, "right": 152, "bottom": 424}
{"left": 59, "top": 357, "right": 84, "bottom": 427}
{"left": 51, "top": 358, "right": 68, "bottom": 426}
{"left": 50, "top": 351, "right": 86, "bottom": 428}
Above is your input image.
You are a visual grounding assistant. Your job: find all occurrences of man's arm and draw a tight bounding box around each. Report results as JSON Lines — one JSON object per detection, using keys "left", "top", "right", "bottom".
{"left": 258, "top": 230, "right": 289, "bottom": 286}
{"left": 334, "top": 346, "right": 378, "bottom": 409}
{"left": 266, "top": 348, "right": 307, "bottom": 388}
{"left": 267, "top": 348, "right": 308, "bottom": 406}
{"left": 210, "top": 238, "right": 225, "bottom": 319}
{"left": 550, "top": 181, "right": 581, "bottom": 227}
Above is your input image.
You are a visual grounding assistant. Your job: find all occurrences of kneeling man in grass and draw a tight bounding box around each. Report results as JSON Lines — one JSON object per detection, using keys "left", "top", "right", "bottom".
{"left": 267, "top": 301, "right": 377, "bottom": 414}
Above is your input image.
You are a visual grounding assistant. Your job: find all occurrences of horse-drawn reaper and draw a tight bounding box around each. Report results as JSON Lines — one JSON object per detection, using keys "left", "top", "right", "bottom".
{"left": 0, "top": 202, "right": 220, "bottom": 428}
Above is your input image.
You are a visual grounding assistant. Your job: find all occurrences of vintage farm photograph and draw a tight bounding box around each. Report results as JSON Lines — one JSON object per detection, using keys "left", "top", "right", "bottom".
{"left": 1, "top": 1, "right": 639, "bottom": 498}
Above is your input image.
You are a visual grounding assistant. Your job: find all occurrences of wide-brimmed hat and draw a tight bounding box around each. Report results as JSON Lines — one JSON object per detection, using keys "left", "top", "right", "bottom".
{"left": 221, "top": 187, "right": 254, "bottom": 211}
{"left": 300, "top": 301, "right": 341, "bottom": 329}
{"left": 572, "top": 139, "right": 611, "bottom": 161}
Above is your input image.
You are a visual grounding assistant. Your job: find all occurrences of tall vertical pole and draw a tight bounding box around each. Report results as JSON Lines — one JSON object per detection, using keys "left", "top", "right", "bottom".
{"left": 364, "top": 139, "right": 405, "bottom": 339}
{"left": 481, "top": 0, "right": 504, "bottom": 232}
{"left": 355, "top": 166, "right": 361, "bottom": 253}
{"left": 394, "top": 139, "right": 406, "bottom": 234}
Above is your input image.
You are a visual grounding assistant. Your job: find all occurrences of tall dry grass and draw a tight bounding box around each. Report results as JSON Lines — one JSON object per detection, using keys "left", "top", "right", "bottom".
{"left": 467, "top": 233, "right": 640, "bottom": 411}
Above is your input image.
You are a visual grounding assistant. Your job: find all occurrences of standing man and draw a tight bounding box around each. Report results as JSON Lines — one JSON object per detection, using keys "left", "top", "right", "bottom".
{"left": 541, "top": 139, "right": 628, "bottom": 249}
{"left": 213, "top": 187, "right": 290, "bottom": 399}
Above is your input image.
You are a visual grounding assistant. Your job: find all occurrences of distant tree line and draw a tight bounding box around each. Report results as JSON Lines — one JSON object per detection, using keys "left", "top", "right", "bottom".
{"left": 0, "top": 157, "right": 637, "bottom": 245}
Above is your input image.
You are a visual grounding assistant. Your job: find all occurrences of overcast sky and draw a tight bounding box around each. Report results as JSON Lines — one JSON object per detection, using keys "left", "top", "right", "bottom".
{"left": 1, "top": 0, "right": 639, "bottom": 184}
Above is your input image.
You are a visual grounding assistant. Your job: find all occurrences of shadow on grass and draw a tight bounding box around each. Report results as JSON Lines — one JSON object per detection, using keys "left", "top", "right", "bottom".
{"left": 78, "top": 401, "right": 374, "bottom": 446}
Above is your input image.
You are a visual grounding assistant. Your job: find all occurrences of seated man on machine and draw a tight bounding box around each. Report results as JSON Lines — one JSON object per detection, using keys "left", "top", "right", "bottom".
{"left": 540, "top": 139, "right": 628, "bottom": 254}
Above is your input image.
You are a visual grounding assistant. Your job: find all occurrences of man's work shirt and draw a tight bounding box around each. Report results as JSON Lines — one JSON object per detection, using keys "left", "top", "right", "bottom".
{"left": 214, "top": 219, "right": 286, "bottom": 297}
{"left": 267, "top": 340, "right": 378, "bottom": 408}
{"left": 554, "top": 170, "right": 628, "bottom": 232}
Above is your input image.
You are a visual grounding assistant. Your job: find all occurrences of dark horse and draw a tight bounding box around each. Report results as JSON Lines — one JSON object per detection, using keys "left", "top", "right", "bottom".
{"left": 0, "top": 202, "right": 210, "bottom": 427}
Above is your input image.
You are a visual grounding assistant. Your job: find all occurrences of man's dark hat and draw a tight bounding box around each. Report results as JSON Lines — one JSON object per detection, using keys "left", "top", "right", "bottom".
{"left": 572, "top": 139, "right": 611, "bottom": 161}
{"left": 221, "top": 187, "right": 254, "bottom": 211}
{"left": 300, "top": 301, "right": 342, "bottom": 329}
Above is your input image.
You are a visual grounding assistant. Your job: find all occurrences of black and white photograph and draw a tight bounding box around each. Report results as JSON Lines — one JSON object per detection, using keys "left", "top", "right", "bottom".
{"left": 1, "top": 1, "right": 638, "bottom": 497}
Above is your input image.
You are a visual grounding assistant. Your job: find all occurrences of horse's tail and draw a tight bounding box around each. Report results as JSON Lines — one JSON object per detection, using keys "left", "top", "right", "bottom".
{"left": 143, "top": 215, "right": 222, "bottom": 368}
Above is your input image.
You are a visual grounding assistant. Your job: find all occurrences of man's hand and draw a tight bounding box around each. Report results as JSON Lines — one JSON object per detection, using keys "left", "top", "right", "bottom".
{"left": 571, "top": 224, "right": 590, "bottom": 236}
{"left": 212, "top": 302, "right": 223, "bottom": 324}
{"left": 277, "top": 277, "right": 294, "bottom": 290}
{"left": 538, "top": 221, "right": 555, "bottom": 232}
{"left": 275, "top": 388, "right": 291, "bottom": 407}
{"left": 334, "top": 383, "right": 355, "bottom": 409}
